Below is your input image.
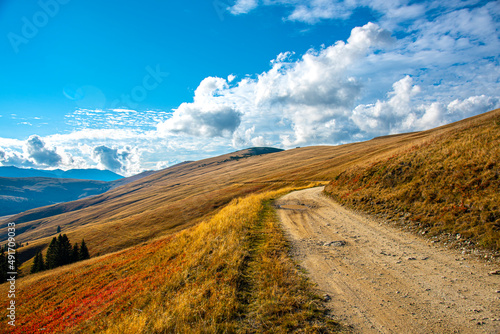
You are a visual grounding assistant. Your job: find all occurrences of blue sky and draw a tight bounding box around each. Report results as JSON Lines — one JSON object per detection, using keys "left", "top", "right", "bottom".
{"left": 0, "top": 0, "right": 499, "bottom": 175}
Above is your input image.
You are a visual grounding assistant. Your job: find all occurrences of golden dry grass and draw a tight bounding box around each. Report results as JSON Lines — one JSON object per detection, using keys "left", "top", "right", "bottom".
{"left": 7, "top": 136, "right": 424, "bottom": 267}
{"left": 2, "top": 109, "right": 498, "bottom": 333}
{"left": 5, "top": 109, "right": 499, "bottom": 271}
{"left": 0, "top": 186, "right": 344, "bottom": 333}
{"left": 325, "top": 109, "right": 500, "bottom": 251}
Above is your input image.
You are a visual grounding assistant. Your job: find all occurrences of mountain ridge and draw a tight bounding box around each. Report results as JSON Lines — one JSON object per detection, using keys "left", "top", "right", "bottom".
{"left": 0, "top": 166, "right": 124, "bottom": 181}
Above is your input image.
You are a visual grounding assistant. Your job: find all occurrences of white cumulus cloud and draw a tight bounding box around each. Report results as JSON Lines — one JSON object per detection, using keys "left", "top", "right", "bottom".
{"left": 1, "top": 1, "right": 499, "bottom": 175}
{"left": 230, "top": 0, "right": 259, "bottom": 14}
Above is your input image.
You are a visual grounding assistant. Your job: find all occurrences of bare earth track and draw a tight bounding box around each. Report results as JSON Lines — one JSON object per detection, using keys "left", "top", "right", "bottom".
{"left": 276, "top": 187, "right": 500, "bottom": 334}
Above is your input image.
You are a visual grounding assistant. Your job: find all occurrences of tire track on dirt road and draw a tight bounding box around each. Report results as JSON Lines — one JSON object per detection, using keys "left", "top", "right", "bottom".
{"left": 276, "top": 187, "right": 500, "bottom": 334}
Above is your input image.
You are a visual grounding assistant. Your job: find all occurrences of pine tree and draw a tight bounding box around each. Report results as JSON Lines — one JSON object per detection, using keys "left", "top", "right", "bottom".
{"left": 45, "top": 237, "right": 59, "bottom": 269}
{"left": 30, "top": 251, "right": 45, "bottom": 274}
{"left": 71, "top": 243, "right": 80, "bottom": 263}
{"left": 58, "top": 234, "right": 72, "bottom": 266}
{"left": 30, "top": 252, "right": 39, "bottom": 274}
{"left": 42, "top": 235, "right": 87, "bottom": 272}
{"left": 38, "top": 251, "right": 45, "bottom": 272}
{"left": 57, "top": 225, "right": 61, "bottom": 233}
{"left": 79, "top": 239, "right": 90, "bottom": 260}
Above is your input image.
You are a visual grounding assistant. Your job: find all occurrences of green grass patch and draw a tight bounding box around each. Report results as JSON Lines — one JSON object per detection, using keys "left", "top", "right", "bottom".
{"left": 238, "top": 199, "right": 343, "bottom": 332}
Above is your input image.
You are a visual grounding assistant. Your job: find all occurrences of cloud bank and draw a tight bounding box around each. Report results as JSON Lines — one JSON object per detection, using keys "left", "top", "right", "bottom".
{"left": 1, "top": 0, "right": 499, "bottom": 175}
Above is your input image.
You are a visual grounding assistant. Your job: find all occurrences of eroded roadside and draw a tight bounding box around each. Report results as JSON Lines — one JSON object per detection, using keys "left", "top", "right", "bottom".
{"left": 276, "top": 187, "right": 500, "bottom": 334}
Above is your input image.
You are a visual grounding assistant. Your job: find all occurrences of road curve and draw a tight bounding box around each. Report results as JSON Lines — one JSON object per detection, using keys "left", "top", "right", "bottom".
{"left": 276, "top": 187, "right": 500, "bottom": 334}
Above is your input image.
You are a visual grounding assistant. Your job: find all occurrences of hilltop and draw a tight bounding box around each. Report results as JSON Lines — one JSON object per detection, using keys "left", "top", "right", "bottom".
{"left": 0, "top": 110, "right": 498, "bottom": 333}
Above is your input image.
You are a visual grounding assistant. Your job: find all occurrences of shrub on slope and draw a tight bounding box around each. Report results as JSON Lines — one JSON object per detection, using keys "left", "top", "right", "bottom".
{"left": 325, "top": 110, "right": 500, "bottom": 251}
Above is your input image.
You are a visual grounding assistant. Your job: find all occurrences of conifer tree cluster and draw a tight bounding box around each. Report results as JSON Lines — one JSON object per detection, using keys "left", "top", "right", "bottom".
{"left": 31, "top": 234, "right": 90, "bottom": 274}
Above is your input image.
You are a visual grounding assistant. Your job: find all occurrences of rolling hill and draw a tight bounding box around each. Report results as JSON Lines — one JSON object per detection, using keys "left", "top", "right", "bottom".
{"left": 0, "top": 110, "right": 498, "bottom": 333}
{"left": 4, "top": 140, "right": 425, "bottom": 264}
{"left": 5, "top": 113, "right": 499, "bottom": 264}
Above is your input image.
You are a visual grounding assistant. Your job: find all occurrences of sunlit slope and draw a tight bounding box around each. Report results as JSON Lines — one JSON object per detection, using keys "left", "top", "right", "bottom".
{"left": 8, "top": 111, "right": 499, "bottom": 263}
{"left": 8, "top": 141, "right": 419, "bottom": 262}
{"left": 0, "top": 188, "right": 343, "bottom": 333}
{"left": 325, "top": 108, "right": 500, "bottom": 251}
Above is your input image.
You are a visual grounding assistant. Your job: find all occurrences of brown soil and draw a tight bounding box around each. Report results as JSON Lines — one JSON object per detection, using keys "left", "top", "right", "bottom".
{"left": 276, "top": 187, "right": 500, "bottom": 334}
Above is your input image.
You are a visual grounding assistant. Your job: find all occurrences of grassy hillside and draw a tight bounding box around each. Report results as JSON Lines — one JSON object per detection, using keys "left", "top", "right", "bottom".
{"left": 325, "top": 109, "right": 500, "bottom": 252}
{"left": 2, "top": 110, "right": 498, "bottom": 333}
{"left": 5, "top": 111, "right": 499, "bottom": 272}
{"left": 5, "top": 140, "right": 422, "bottom": 269}
{"left": 0, "top": 187, "right": 345, "bottom": 333}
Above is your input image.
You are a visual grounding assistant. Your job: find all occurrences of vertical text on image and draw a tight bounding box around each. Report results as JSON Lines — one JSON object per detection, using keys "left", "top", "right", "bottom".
{"left": 6, "top": 222, "right": 17, "bottom": 327}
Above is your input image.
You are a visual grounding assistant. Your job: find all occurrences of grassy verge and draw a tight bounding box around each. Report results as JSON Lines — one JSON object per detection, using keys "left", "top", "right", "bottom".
{"left": 1, "top": 186, "right": 342, "bottom": 333}
{"left": 238, "top": 199, "right": 341, "bottom": 332}
{"left": 324, "top": 111, "right": 500, "bottom": 253}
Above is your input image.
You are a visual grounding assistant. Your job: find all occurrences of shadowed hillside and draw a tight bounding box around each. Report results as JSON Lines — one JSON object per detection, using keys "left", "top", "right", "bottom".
{"left": 0, "top": 170, "right": 158, "bottom": 218}
{"left": 0, "top": 166, "right": 124, "bottom": 181}
{"left": 0, "top": 177, "right": 110, "bottom": 217}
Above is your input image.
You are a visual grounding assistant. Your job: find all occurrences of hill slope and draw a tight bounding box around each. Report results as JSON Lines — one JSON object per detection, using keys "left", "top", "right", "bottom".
{"left": 5, "top": 139, "right": 426, "bottom": 264}
{"left": 0, "top": 188, "right": 344, "bottom": 333}
{"left": 325, "top": 108, "right": 500, "bottom": 252}
{"left": 6, "top": 110, "right": 499, "bottom": 267}
{"left": 0, "top": 177, "right": 110, "bottom": 217}
{"left": 1, "top": 111, "right": 498, "bottom": 333}
{"left": 0, "top": 171, "right": 159, "bottom": 218}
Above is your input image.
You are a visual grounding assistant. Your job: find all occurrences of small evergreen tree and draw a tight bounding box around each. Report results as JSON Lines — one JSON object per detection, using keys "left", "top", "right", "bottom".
{"left": 71, "top": 243, "right": 80, "bottom": 263}
{"left": 58, "top": 234, "right": 72, "bottom": 266}
{"left": 45, "top": 237, "right": 59, "bottom": 269}
{"left": 39, "top": 235, "right": 90, "bottom": 273}
{"left": 57, "top": 225, "right": 61, "bottom": 233}
{"left": 79, "top": 239, "right": 90, "bottom": 260}
{"left": 30, "top": 251, "right": 45, "bottom": 274}
{"left": 38, "top": 251, "right": 46, "bottom": 272}
{"left": 30, "top": 252, "right": 39, "bottom": 274}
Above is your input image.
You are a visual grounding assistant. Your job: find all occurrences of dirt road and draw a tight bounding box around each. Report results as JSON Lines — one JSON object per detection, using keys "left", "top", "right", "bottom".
{"left": 276, "top": 187, "right": 500, "bottom": 334}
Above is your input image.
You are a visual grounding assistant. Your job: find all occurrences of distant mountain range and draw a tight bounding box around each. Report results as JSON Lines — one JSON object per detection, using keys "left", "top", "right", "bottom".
{"left": 0, "top": 166, "right": 124, "bottom": 181}
{"left": 0, "top": 168, "right": 157, "bottom": 217}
